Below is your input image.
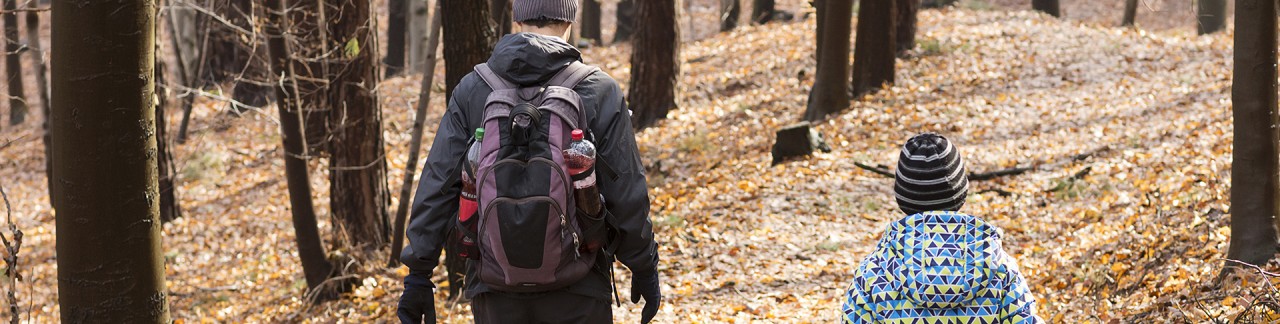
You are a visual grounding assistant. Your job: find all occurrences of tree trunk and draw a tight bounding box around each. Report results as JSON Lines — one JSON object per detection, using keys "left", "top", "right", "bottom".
{"left": 721, "top": 0, "right": 741, "bottom": 32}
{"left": 582, "top": 0, "right": 602, "bottom": 44}
{"left": 282, "top": 0, "right": 332, "bottom": 153}
{"left": 752, "top": 0, "right": 775, "bottom": 24}
{"left": 266, "top": 0, "right": 339, "bottom": 299}
{"left": 1226, "top": 0, "right": 1279, "bottom": 269}
{"left": 1198, "top": 0, "right": 1227, "bottom": 34}
{"left": 630, "top": 0, "right": 680, "bottom": 130}
{"left": 1032, "top": 0, "right": 1060, "bottom": 17}
{"left": 492, "top": 0, "right": 512, "bottom": 35}
{"left": 5, "top": 0, "right": 25, "bottom": 126}
{"left": 327, "top": 0, "right": 391, "bottom": 250}
{"left": 27, "top": 10, "right": 52, "bottom": 207}
{"left": 391, "top": 2, "right": 444, "bottom": 268}
{"left": 896, "top": 0, "right": 918, "bottom": 55}
{"left": 386, "top": 0, "right": 408, "bottom": 77}
{"left": 226, "top": 0, "right": 272, "bottom": 112}
{"left": 852, "top": 0, "right": 897, "bottom": 97}
{"left": 805, "top": 0, "right": 852, "bottom": 122}
{"left": 408, "top": 0, "right": 430, "bottom": 72}
{"left": 442, "top": 0, "right": 497, "bottom": 102}
{"left": 154, "top": 45, "right": 181, "bottom": 223}
{"left": 52, "top": 0, "right": 170, "bottom": 319}
{"left": 614, "top": 0, "right": 636, "bottom": 43}
{"left": 175, "top": 9, "right": 210, "bottom": 144}
{"left": 1121, "top": 0, "right": 1138, "bottom": 26}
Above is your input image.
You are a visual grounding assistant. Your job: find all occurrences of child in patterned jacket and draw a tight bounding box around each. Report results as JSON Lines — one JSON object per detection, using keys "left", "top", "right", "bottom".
{"left": 841, "top": 133, "right": 1041, "bottom": 324}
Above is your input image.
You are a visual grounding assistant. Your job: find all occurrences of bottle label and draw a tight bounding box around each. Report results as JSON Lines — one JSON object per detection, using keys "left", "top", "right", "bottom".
{"left": 459, "top": 197, "right": 478, "bottom": 222}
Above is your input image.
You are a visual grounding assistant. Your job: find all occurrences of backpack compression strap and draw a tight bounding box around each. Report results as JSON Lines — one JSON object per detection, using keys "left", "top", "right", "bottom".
{"left": 473, "top": 63, "right": 516, "bottom": 91}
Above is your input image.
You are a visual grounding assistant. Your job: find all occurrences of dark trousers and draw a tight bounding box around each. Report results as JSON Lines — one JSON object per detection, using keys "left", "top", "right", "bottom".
{"left": 472, "top": 291, "right": 612, "bottom": 324}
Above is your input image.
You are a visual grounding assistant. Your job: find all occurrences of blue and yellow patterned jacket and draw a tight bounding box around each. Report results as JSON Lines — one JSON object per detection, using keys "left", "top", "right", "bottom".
{"left": 841, "top": 211, "right": 1041, "bottom": 323}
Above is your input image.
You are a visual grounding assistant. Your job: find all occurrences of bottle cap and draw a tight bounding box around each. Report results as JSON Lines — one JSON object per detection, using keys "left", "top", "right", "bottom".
{"left": 475, "top": 128, "right": 485, "bottom": 140}
{"left": 571, "top": 129, "right": 584, "bottom": 141}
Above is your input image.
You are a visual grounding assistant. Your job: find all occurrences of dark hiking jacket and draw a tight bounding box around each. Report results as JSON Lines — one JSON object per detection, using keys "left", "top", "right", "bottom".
{"left": 400, "top": 33, "right": 658, "bottom": 300}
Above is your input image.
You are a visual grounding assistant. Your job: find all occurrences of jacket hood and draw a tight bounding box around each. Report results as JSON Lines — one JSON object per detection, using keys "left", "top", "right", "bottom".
{"left": 885, "top": 212, "right": 1005, "bottom": 309}
{"left": 487, "top": 33, "right": 582, "bottom": 86}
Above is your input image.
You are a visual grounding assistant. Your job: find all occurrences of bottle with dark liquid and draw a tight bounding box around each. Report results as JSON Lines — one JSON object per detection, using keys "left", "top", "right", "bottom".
{"left": 564, "top": 129, "right": 605, "bottom": 251}
{"left": 457, "top": 128, "right": 483, "bottom": 259}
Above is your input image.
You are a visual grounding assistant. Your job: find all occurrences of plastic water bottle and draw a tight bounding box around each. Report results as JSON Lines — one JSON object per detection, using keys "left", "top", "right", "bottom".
{"left": 458, "top": 128, "right": 484, "bottom": 258}
{"left": 565, "top": 129, "right": 602, "bottom": 215}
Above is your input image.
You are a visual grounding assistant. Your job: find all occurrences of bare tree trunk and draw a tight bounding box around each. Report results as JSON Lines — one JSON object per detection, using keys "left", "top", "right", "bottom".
{"left": 154, "top": 39, "right": 181, "bottom": 223}
{"left": 630, "top": 0, "right": 680, "bottom": 130}
{"left": 226, "top": 0, "right": 272, "bottom": 112}
{"left": 721, "top": 0, "right": 741, "bottom": 32}
{"left": 391, "top": 3, "right": 443, "bottom": 268}
{"left": 266, "top": 0, "right": 339, "bottom": 299}
{"left": 386, "top": 0, "right": 408, "bottom": 77}
{"left": 492, "top": 0, "right": 512, "bottom": 35}
{"left": 805, "top": 0, "right": 852, "bottom": 122}
{"left": 582, "top": 0, "right": 602, "bottom": 44}
{"left": 896, "top": 0, "right": 918, "bottom": 55}
{"left": 27, "top": 10, "right": 52, "bottom": 207}
{"left": 852, "top": 0, "right": 897, "bottom": 97}
{"left": 1032, "top": 0, "right": 1060, "bottom": 17}
{"left": 442, "top": 0, "right": 497, "bottom": 102}
{"left": 1122, "top": 0, "right": 1138, "bottom": 26}
{"left": 176, "top": 14, "right": 211, "bottom": 144}
{"left": 1198, "top": 0, "right": 1227, "bottom": 34}
{"left": 752, "top": 0, "right": 775, "bottom": 24}
{"left": 285, "top": 0, "right": 332, "bottom": 153}
{"left": 408, "top": 0, "right": 430, "bottom": 71}
{"left": 328, "top": 0, "right": 391, "bottom": 250}
{"left": 4, "top": 0, "right": 25, "bottom": 126}
{"left": 1226, "top": 0, "right": 1279, "bottom": 270}
{"left": 614, "top": 0, "right": 636, "bottom": 43}
{"left": 52, "top": 0, "right": 170, "bottom": 319}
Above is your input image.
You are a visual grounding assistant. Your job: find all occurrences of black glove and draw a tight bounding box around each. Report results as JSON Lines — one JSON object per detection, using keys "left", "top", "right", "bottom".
{"left": 630, "top": 269, "right": 661, "bottom": 324}
{"left": 397, "top": 272, "right": 436, "bottom": 324}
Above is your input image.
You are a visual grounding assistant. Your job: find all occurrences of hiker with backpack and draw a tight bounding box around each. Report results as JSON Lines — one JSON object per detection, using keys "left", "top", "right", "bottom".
{"left": 841, "top": 133, "right": 1042, "bottom": 323}
{"left": 396, "top": 1, "right": 661, "bottom": 323}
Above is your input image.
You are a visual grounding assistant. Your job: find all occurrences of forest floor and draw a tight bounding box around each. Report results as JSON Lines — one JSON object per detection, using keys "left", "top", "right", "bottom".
{"left": 0, "top": 2, "right": 1269, "bottom": 323}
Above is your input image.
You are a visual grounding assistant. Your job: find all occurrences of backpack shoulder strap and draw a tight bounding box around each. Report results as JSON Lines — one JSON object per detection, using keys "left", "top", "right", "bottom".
{"left": 546, "top": 62, "right": 599, "bottom": 91}
{"left": 474, "top": 63, "right": 517, "bottom": 91}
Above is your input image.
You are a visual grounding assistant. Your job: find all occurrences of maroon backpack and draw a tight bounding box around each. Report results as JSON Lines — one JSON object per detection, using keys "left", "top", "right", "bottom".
{"left": 470, "top": 62, "right": 600, "bottom": 292}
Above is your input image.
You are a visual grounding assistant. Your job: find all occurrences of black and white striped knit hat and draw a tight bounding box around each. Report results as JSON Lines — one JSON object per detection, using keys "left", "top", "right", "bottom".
{"left": 513, "top": 0, "right": 579, "bottom": 23}
{"left": 894, "top": 133, "right": 969, "bottom": 215}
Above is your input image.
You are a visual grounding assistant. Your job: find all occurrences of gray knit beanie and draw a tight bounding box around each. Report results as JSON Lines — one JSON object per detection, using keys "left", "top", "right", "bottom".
{"left": 512, "top": 0, "right": 579, "bottom": 23}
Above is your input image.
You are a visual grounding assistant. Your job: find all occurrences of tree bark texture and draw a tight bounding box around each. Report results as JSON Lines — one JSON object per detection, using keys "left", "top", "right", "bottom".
{"left": 852, "top": 0, "right": 897, "bottom": 97}
{"left": 154, "top": 47, "right": 181, "bottom": 223}
{"left": 614, "top": 0, "right": 636, "bottom": 43}
{"left": 386, "top": 0, "right": 408, "bottom": 77}
{"left": 1226, "top": 0, "right": 1279, "bottom": 268}
{"left": 327, "top": 0, "right": 391, "bottom": 249}
{"left": 408, "top": 0, "right": 430, "bottom": 72}
{"left": 629, "top": 0, "right": 680, "bottom": 130}
{"left": 896, "top": 0, "right": 918, "bottom": 55}
{"left": 5, "top": 0, "right": 25, "bottom": 126}
{"left": 805, "top": 0, "right": 852, "bottom": 122}
{"left": 492, "top": 0, "right": 512, "bottom": 35}
{"left": 1122, "top": 0, "right": 1138, "bottom": 26}
{"left": 391, "top": 2, "right": 443, "bottom": 267}
{"left": 52, "top": 0, "right": 170, "bottom": 320}
{"left": 721, "top": 0, "right": 741, "bottom": 32}
{"left": 1198, "top": 0, "right": 1227, "bottom": 34}
{"left": 266, "top": 0, "right": 337, "bottom": 294}
{"left": 753, "top": 0, "right": 775, "bottom": 24}
{"left": 442, "top": 0, "right": 497, "bottom": 102}
{"left": 1032, "top": 0, "right": 1060, "bottom": 17}
{"left": 28, "top": 10, "right": 52, "bottom": 207}
{"left": 582, "top": 0, "right": 602, "bottom": 45}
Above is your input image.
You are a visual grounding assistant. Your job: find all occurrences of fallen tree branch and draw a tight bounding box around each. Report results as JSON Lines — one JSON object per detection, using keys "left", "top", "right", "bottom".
{"left": 969, "top": 166, "right": 1035, "bottom": 181}
{"left": 853, "top": 162, "right": 895, "bottom": 178}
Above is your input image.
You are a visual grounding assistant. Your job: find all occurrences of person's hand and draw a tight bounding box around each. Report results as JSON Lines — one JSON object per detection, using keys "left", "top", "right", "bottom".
{"left": 630, "top": 269, "right": 661, "bottom": 324}
{"left": 397, "top": 272, "right": 436, "bottom": 324}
